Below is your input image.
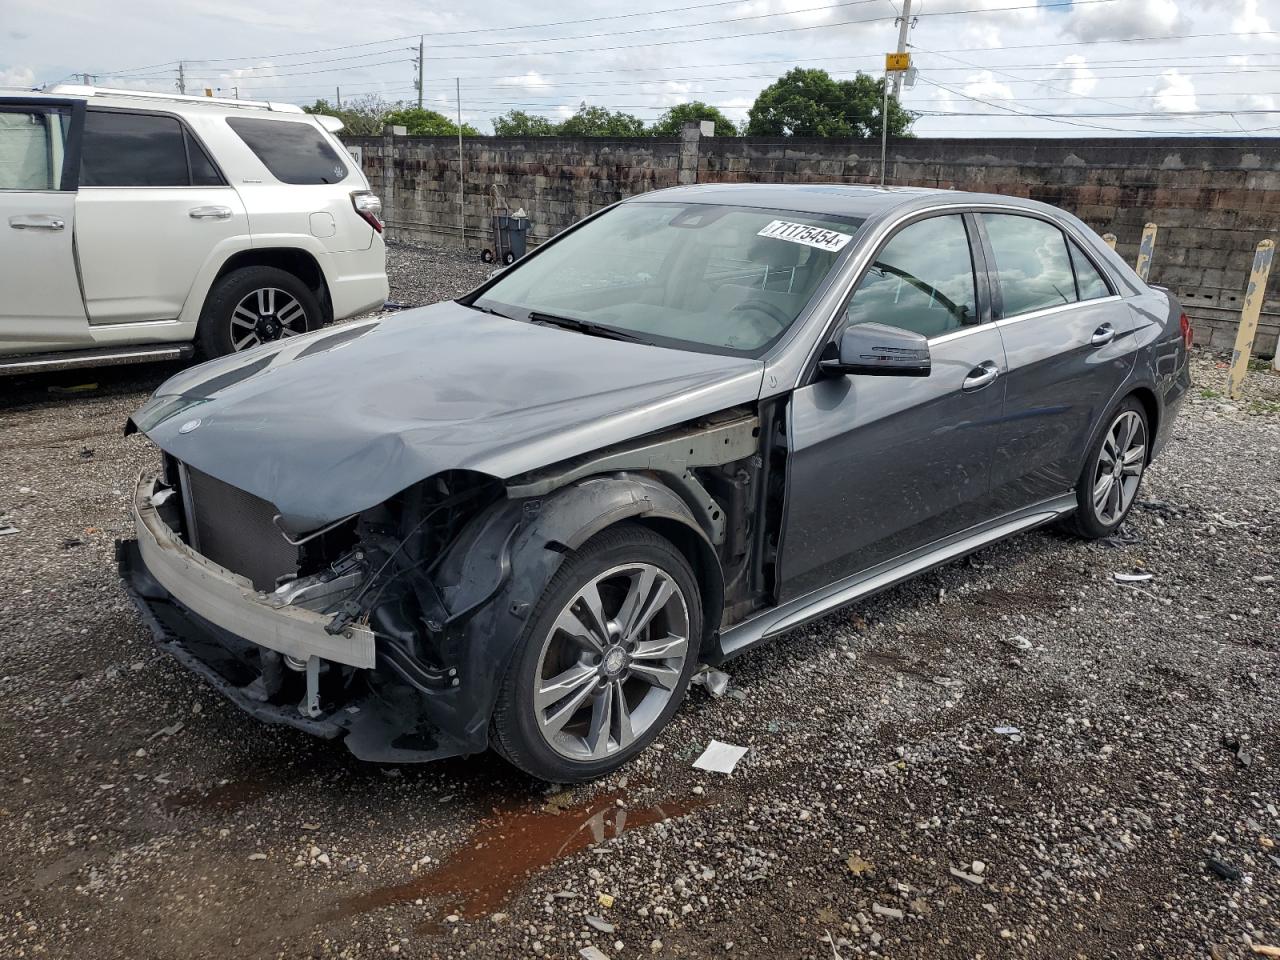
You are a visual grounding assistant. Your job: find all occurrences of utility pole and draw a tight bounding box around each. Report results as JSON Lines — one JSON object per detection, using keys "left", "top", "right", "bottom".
{"left": 233, "top": 85, "right": 239, "bottom": 99}
{"left": 177, "top": 61, "right": 186, "bottom": 95}
{"left": 417, "top": 36, "right": 425, "bottom": 109}
{"left": 456, "top": 77, "right": 465, "bottom": 250}
{"left": 891, "top": 0, "right": 915, "bottom": 98}
{"left": 336, "top": 86, "right": 341, "bottom": 107}
{"left": 80, "top": 73, "right": 94, "bottom": 85}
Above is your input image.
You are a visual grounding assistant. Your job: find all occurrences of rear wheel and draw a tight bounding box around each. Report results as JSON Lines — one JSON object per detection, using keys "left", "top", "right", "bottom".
{"left": 196, "top": 265, "right": 321, "bottom": 358}
{"left": 491, "top": 525, "right": 701, "bottom": 782}
{"left": 1066, "top": 396, "right": 1149, "bottom": 539}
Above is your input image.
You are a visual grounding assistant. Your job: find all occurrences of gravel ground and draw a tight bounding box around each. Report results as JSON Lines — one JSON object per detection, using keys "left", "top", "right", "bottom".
{"left": 1, "top": 243, "right": 1278, "bottom": 960}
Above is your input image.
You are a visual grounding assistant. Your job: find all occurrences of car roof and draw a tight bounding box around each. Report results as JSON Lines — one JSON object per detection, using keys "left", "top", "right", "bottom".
{"left": 629, "top": 182, "right": 1064, "bottom": 221}
{"left": 2, "top": 85, "right": 309, "bottom": 118}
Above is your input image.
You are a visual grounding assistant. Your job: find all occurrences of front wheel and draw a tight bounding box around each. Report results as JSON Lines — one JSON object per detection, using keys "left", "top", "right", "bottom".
{"left": 491, "top": 525, "right": 702, "bottom": 782}
{"left": 196, "top": 265, "right": 321, "bottom": 358}
{"left": 1066, "top": 397, "right": 1149, "bottom": 539}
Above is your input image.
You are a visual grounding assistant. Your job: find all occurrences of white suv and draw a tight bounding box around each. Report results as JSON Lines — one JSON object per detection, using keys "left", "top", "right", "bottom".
{"left": 0, "top": 86, "right": 388, "bottom": 374}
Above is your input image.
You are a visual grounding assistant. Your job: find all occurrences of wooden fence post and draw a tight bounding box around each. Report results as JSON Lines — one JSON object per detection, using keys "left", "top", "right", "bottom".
{"left": 1226, "top": 238, "right": 1275, "bottom": 400}
{"left": 1135, "top": 223, "right": 1158, "bottom": 281}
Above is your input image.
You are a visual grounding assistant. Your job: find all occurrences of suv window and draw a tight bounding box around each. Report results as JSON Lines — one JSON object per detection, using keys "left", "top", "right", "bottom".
{"left": 1069, "top": 240, "right": 1111, "bottom": 301}
{"left": 81, "top": 110, "right": 188, "bottom": 187}
{"left": 0, "top": 108, "right": 70, "bottom": 190}
{"left": 227, "top": 117, "right": 347, "bottom": 185}
{"left": 845, "top": 214, "right": 978, "bottom": 339}
{"left": 983, "top": 214, "right": 1078, "bottom": 317}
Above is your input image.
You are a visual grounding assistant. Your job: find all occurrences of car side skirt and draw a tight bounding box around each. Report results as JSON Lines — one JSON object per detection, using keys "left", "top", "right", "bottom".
{"left": 711, "top": 493, "right": 1076, "bottom": 663}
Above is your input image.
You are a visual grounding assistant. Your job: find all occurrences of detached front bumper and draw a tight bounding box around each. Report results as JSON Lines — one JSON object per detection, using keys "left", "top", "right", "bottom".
{"left": 118, "top": 473, "right": 476, "bottom": 763}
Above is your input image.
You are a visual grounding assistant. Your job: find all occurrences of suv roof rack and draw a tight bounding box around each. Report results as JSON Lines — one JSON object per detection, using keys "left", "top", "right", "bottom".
{"left": 46, "top": 84, "right": 305, "bottom": 114}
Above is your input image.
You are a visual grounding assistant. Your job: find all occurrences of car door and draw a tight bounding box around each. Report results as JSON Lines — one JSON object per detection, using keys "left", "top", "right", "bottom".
{"left": 977, "top": 212, "right": 1137, "bottom": 513}
{"left": 0, "top": 99, "right": 90, "bottom": 354}
{"left": 74, "top": 108, "right": 248, "bottom": 325}
{"left": 779, "top": 211, "right": 1009, "bottom": 601}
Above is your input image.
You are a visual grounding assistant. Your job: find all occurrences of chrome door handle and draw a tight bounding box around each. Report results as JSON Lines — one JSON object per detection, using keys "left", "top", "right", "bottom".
{"left": 189, "top": 205, "right": 233, "bottom": 220}
{"left": 1090, "top": 323, "right": 1116, "bottom": 347}
{"left": 8, "top": 214, "right": 65, "bottom": 231}
{"left": 962, "top": 361, "right": 1000, "bottom": 392}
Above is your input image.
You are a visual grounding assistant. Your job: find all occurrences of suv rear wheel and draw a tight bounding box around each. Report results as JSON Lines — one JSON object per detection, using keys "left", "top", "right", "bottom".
{"left": 197, "top": 265, "right": 321, "bottom": 358}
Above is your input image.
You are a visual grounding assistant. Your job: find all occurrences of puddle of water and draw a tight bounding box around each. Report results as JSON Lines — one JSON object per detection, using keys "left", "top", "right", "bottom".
{"left": 330, "top": 790, "right": 701, "bottom": 923}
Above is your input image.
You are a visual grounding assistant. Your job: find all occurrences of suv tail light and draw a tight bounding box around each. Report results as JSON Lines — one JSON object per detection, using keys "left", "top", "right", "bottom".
{"left": 351, "top": 191, "right": 383, "bottom": 233}
{"left": 1179, "top": 311, "right": 1193, "bottom": 350}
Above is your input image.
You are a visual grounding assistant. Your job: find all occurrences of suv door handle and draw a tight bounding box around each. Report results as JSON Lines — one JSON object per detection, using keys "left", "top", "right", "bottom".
{"left": 1090, "top": 323, "right": 1116, "bottom": 347}
{"left": 8, "top": 214, "right": 65, "bottom": 231}
{"left": 189, "top": 205, "right": 233, "bottom": 220}
{"left": 962, "top": 361, "right": 1000, "bottom": 392}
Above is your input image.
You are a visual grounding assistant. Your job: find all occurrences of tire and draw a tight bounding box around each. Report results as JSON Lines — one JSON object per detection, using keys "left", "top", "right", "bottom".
{"left": 196, "top": 265, "right": 322, "bottom": 359}
{"left": 503, "top": 250, "right": 516, "bottom": 265}
{"left": 481, "top": 249, "right": 495, "bottom": 264}
{"left": 1065, "top": 396, "right": 1149, "bottom": 539}
{"left": 491, "top": 524, "right": 703, "bottom": 783}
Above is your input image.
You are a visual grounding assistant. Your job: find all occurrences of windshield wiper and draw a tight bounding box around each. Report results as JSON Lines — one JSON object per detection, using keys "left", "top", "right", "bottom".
{"left": 527, "top": 311, "right": 648, "bottom": 343}
{"left": 465, "top": 301, "right": 512, "bottom": 320}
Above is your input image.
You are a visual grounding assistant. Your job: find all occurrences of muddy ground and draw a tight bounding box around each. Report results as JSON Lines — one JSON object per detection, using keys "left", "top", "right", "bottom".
{"left": 1, "top": 246, "right": 1278, "bottom": 959}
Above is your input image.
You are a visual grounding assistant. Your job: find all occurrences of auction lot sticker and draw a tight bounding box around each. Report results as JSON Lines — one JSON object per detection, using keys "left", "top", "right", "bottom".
{"left": 756, "top": 219, "right": 853, "bottom": 252}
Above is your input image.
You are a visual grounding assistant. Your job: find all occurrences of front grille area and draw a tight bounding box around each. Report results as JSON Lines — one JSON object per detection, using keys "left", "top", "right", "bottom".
{"left": 179, "top": 463, "right": 299, "bottom": 591}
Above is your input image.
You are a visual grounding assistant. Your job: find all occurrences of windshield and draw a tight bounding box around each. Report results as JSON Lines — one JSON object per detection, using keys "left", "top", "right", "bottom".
{"left": 473, "top": 202, "right": 865, "bottom": 357}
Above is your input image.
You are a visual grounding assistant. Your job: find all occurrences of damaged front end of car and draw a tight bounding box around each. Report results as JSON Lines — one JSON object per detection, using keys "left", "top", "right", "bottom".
{"left": 118, "top": 409, "right": 769, "bottom": 763}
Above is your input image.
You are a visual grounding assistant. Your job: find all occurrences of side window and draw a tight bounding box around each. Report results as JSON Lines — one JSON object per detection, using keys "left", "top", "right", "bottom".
{"left": 845, "top": 214, "right": 978, "bottom": 339}
{"left": 226, "top": 117, "right": 348, "bottom": 185}
{"left": 1069, "top": 240, "right": 1111, "bottom": 301}
{"left": 0, "top": 108, "right": 68, "bottom": 190}
{"left": 80, "top": 110, "right": 189, "bottom": 187}
{"left": 983, "top": 214, "right": 1078, "bottom": 316}
{"left": 186, "top": 134, "right": 223, "bottom": 186}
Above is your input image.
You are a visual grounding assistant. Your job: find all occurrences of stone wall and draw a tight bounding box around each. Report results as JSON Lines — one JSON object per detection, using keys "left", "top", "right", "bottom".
{"left": 348, "top": 130, "right": 1280, "bottom": 355}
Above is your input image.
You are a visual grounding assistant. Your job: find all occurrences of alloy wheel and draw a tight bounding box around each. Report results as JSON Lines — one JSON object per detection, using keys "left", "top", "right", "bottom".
{"left": 230, "top": 287, "right": 308, "bottom": 351}
{"left": 533, "top": 562, "right": 690, "bottom": 762}
{"left": 1092, "top": 409, "right": 1146, "bottom": 526}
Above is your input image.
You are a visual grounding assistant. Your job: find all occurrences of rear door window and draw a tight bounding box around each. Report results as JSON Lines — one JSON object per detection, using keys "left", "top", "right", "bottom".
{"left": 1069, "top": 240, "right": 1111, "bottom": 301}
{"left": 227, "top": 117, "right": 348, "bottom": 184}
{"left": 983, "top": 214, "right": 1079, "bottom": 317}
{"left": 80, "top": 110, "right": 190, "bottom": 187}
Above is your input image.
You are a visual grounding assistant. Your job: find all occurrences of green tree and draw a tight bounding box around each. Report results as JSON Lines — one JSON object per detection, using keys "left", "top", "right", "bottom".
{"left": 381, "top": 106, "right": 480, "bottom": 137}
{"left": 649, "top": 101, "right": 738, "bottom": 137}
{"left": 555, "top": 103, "right": 647, "bottom": 137}
{"left": 302, "top": 95, "right": 388, "bottom": 136}
{"left": 745, "top": 68, "right": 914, "bottom": 138}
{"left": 492, "top": 110, "right": 559, "bottom": 136}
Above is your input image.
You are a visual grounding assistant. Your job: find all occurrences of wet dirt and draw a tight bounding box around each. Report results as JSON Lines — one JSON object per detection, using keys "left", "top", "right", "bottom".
{"left": 330, "top": 789, "right": 702, "bottom": 924}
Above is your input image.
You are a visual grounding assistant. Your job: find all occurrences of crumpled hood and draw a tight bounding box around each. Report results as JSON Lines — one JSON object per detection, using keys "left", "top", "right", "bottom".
{"left": 133, "top": 301, "right": 764, "bottom": 531}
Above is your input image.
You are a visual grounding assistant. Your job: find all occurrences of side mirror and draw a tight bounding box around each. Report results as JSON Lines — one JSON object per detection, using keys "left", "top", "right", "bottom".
{"left": 820, "top": 322, "right": 931, "bottom": 378}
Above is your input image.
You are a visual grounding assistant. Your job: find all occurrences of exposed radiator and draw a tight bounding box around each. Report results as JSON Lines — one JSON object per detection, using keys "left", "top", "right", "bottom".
{"left": 179, "top": 463, "right": 299, "bottom": 591}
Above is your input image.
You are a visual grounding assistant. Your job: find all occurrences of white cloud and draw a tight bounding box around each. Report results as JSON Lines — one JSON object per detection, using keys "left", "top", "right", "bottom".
{"left": 1149, "top": 69, "right": 1199, "bottom": 112}
{"left": 962, "top": 71, "right": 1015, "bottom": 107}
{"left": 0, "top": 64, "right": 35, "bottom": 88}
{"left": 1232, "top": 0, "right": 1273, "bottom": 34}
{"left": 1068, "top": 0, "right": 1186, "bottom": 42}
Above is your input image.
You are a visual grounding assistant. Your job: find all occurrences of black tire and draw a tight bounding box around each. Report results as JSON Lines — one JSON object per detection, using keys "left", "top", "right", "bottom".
{"left": 503, "top": 250, "right": 516, "bottom": 265}
{"left": 196, "top": 265, "right": 322, "bottom": 359}
{"left": 491, "top": 524, "right": 703, "bottom": 783}
{"left": 481, "top": 249, "right": 495, "bottom": 264}
{"left": 1064, "top": 395, "right": 1149, "bottom": 539}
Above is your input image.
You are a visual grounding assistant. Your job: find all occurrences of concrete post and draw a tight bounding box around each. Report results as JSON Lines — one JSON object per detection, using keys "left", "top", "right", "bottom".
{"left": 1135, "top": 222, "right": 1158, "bottom": 281}
{"left": 1227, "top": 238, "right": 1275, "bottom": 399}
{"left": 381, "top": 125, "right": 402, "bottom": 242}
{"left": 678, "top": 121, "right": 702, "bottom": 186}
{"left": 1102, "top": 233, "right": 1117, "bottom": 250}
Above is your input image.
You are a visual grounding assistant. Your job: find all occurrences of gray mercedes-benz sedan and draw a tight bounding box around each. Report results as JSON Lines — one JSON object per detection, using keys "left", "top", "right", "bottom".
{"left": 119, "top": 184, "right": 1191, "bottom": 782}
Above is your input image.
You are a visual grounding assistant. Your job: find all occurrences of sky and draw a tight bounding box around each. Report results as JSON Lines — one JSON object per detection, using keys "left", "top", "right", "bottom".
{"left": 1, "top": 0, "right": 1277, "bottom": 137}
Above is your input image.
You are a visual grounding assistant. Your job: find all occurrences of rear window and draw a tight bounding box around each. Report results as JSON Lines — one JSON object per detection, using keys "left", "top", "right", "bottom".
{"left": 227, "top": 117, "right": 348, "bottom": 185}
